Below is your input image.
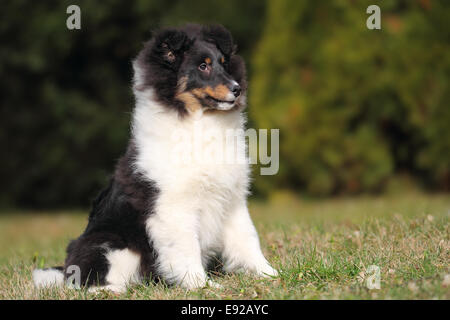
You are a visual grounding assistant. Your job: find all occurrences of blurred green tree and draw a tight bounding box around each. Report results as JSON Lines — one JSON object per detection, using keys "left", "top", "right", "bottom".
{"left": 250, "top": 0, "right": 449, "bottom": 196}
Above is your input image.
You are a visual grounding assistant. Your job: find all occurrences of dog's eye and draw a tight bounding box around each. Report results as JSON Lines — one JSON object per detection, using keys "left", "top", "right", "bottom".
{"left": 198, "top": 63, "right": 208, "bottom": 71}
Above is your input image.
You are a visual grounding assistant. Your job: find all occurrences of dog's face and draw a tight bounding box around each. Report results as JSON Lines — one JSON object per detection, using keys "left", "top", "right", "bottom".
{"left": 177, "top": 38, "right": 242, "bottom": 111}
{"left": 133, "top": 24, "right": 247, "bottom": 115}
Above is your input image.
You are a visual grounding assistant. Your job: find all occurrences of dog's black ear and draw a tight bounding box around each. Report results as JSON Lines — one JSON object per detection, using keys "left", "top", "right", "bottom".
{"left": 152, "top": 29, "right": 193, "bottom": 66}
{"left": 202, "top": 24, "right": 236, "bottom": 57}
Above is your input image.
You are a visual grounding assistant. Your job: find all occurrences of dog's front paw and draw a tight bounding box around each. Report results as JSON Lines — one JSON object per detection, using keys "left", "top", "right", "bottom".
{"left": 256, "top": 265, "right": 278, "bottom": 278}
{"left": 206, "top": 279, "right": 223, "bottom": 289}
{"left": 179, "top": 271, "right": 209, "bottom": 290}
{"left": 180, "top": 277, "right": 223, "bottom": 290}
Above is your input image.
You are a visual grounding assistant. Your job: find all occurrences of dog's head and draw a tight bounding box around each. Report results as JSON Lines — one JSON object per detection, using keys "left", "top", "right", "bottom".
{"left": 133, "top": 24, "right": 247, "bottom": 115}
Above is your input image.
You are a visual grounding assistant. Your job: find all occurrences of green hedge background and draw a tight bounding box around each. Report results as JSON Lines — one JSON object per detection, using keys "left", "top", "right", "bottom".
{"left": 1, "top": 0, "right": 448, "bottom": 208}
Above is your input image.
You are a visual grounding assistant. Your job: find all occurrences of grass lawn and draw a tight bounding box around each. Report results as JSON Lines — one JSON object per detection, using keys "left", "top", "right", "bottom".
{"left": 0, "top": 191, "right": 449, "bottom": 299}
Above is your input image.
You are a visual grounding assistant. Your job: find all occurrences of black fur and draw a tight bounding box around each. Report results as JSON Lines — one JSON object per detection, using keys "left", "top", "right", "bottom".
{"left": 203, "top": 24, "right": 236, "bottom": 58}
{"left": 64, "top": 142, "right": 159, "bottom": 286}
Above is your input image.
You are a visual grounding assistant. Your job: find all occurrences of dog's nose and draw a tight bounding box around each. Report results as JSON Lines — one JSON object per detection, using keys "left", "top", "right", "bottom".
{"left": 230, "top": 83, "right": 241, "bottom": 98}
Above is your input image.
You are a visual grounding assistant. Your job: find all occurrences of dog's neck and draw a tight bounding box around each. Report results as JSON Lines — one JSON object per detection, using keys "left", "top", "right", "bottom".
{"left": 131, "top": 88, "right": 246, "bottom": 135}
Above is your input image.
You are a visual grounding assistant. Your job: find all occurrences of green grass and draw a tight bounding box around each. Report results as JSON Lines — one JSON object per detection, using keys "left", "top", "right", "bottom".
{"left": 0, "top": 191, "right": 449, "bottom": 299}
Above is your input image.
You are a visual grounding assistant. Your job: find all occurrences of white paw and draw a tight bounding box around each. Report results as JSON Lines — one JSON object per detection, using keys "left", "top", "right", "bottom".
{"left": 88, "top": 284, "right": 126, "bottom": 294}
{"left": 206, "top": 279, "right": 223, "bottom": 289}
{"left": 256, "top": 265, "right": 278, "bottom": 278}
{"left": 179, "top": 272, "right": 208, "bottom": 290}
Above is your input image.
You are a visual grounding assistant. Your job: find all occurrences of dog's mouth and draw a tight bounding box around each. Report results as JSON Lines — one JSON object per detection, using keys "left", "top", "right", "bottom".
{"left": 178, "top": 85, "right": 240, "bottom": 112}
{"left": 206, "top": 95, "right": 235, "bottom": 105}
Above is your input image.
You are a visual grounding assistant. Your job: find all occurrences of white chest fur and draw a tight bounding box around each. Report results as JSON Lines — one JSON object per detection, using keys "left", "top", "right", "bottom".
{"left": 132, "top": 90, "right": 250, "bottom": 256}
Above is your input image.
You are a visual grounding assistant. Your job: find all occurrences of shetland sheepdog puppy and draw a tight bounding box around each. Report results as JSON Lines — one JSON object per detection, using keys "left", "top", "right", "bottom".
{"left": 33, "top": 24, "right": 277, "bottom": 293}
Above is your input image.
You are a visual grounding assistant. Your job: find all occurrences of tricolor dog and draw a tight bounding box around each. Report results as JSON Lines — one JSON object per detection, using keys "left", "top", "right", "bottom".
{"left": 33, "top": 24, "right": 277, "bottom": 293}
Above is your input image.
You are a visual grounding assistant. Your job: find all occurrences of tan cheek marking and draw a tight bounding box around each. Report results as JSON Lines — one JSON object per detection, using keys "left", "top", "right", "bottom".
{"left": 220, "top": 57, "right": 225, "bottom": 64}
{"left": 190, "top": 85, "right": 233, "bottom": 102}
{"left": 175, "top": 77, "right": 202, "bottom": 113}
{"left": 204, "top": 84, "right": 231, "bottom": 101}
{"left": 175, "top": 91, "right": 202, "bottom": 113}
{"left": 205, "top": 57, "right": 212, "bottom": 64}
{"left": 191, "top": 88, "right": 206, "bottom": 98}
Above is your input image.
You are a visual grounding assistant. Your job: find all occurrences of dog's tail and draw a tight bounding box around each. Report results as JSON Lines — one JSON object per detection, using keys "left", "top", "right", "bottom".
{"left": 32, "top": 266, "right": 64, "bottom": 288}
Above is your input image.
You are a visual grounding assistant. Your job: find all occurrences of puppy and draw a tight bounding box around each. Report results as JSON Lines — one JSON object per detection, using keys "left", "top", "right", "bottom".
{"left": 33, "top": 24, "right": 277, "bottom": 293}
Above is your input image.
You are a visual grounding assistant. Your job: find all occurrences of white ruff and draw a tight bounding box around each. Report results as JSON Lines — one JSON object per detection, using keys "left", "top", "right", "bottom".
{"left": 132, "top": 65, "right": 277, "bottom": 289}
